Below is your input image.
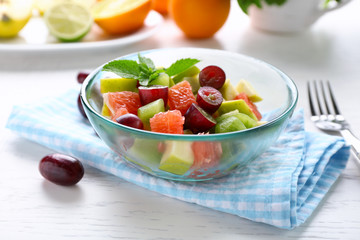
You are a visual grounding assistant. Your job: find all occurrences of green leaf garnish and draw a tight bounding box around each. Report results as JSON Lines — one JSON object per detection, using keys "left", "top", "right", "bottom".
{"left": 102, "top": 54, "right": 200, "bottom": 86}
{"left": 237, "top": 0, "right": 286, "bottom": 14}
{"left": 102, "top": 60, "right": 142, "bottom": 80}
{"left": 138, "top": 53, "right": 155, "bottom": 70}
{"left": 165, "top": 58, "right": 200, "bottom": 77}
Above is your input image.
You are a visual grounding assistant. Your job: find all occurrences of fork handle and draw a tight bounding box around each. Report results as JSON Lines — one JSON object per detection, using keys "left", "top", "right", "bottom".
{"left": 340, "top": 129, "right": 360, "bottom": 165}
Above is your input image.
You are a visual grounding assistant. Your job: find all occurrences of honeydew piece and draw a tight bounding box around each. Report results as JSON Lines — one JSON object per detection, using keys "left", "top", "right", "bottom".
{"left": 159, "top": 141, "right": 194, "bottom": 175}
{"left": 215, "top": 116, "right": 246, "bottom": 133}
{"left": 235, "top": 79, "right": 262, "bottom": 102}
{"left": 218, "top": 100, "right": 257, "bottom": 121}
{"left": 216, "top": 110, "right": 258, "bottom": 129}
{"left": 149, "top": 72, "right": 170, "bottom": 87}
{"left": 172, "top": 66, "right": 200, "bottom": 84}
{"left": 219, "top": 79, "right": 238, "bottom": 100}
{"left": 100, "top": 78, "right": 138, "bottom": 93}
{"left": 138, "top": 99, "right": 165, "bottom": 130}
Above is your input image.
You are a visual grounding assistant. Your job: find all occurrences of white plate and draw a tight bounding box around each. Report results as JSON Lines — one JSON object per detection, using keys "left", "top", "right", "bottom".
{"left": 0, "top": 11, "right": 163, "bottom": 53}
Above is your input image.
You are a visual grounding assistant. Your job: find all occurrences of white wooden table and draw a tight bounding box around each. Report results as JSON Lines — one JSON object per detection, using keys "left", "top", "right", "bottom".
{"left": 1, "top": 1, "right": 360, "bottom": 239}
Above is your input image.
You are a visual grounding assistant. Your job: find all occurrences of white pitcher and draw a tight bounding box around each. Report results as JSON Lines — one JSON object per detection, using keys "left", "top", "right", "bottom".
{"left": 248, "top": 0, "right": 352, "bottom": 33}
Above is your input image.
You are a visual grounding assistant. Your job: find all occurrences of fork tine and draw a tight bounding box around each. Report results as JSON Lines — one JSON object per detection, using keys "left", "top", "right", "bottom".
{"left": 313, "top": 80, "right": 325, "bottom": 115}
{"left": 307, "top": 81, "right": 317, "bottom": 116}
{"left": 326, "top": 81, "right": 341, "bottom": 115}
{"left": 320, "top": 80, "right": 332, "bottom": 115}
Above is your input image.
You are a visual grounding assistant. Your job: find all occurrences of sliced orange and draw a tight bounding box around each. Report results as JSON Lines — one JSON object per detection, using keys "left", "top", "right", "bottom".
{"left": 92, "top": 0, "right": 152, "bottom": 35}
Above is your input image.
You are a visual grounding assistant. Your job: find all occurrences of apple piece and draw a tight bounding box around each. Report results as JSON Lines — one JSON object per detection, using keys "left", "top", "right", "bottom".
{"left": 184, "top": 103, "right": 217, "bottom": 133}
{"left": 138, "top": 99, "right": 165, "bottom": 130}
{"left": 100, "top": 78, "right": 138, "bottom": 93}
{"left": 183, "top": 75, "right": 200, "bottom": 94}
{"left": 216, "top": 110, "right": 258, "bottom": 129}
{"left": 235, "top": 79, "right": 263, "bottom": 102}
{"left": 159, "top": 141, "right": 194, "bottom": 175}
{"left": 215, "top": 116, "right": 246, "bottom": 133}
{"left": 149, "top": 72, "right": 170, "bottom": 87}
{"left": 218, "top": 100, "right": 257, "bottom": 121}
{"left": 219, "top": 79, "right": 238, "bottom": 100}
{"left": 138, "top": 85, "right": 168, "bottom": 106}
{"left": 172, "top": 65, "right": 200, "bottom": 84}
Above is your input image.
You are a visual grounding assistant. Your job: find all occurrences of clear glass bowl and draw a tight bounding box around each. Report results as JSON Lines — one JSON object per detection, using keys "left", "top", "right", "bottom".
{"left": 81, "top": 48, "right": 298, "bottom": 181}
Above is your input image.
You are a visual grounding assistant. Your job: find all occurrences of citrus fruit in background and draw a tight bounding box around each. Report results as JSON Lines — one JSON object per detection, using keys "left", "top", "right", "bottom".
{"left": 92, "top": 0, "right": 152, "bottom": 35}
{"left": 44, "top": 1, "right": 93, "bottom": 42}
{"left": 0, "top": 0, "right": 33, "bottom": 38}
{"left": 169, "top": 0, "right": 230, "bottom": 39}
{"left": 34, "top": 0, "right": 97, "bottom": 15}
{"left": 152, "top": 0, "right": 168, "bottom": 15}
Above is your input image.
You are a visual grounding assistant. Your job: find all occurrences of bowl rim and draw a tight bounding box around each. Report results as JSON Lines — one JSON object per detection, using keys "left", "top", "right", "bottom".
{"left": 81, "top": 47, "right": 298, "bottom": 141}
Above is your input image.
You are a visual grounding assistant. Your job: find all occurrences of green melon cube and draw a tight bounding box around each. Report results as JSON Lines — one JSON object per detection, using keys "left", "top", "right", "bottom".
{"left": 172, "top": 66, "right": 200, "bottom": 84}
{"left": 149, "top": 72, "right": 170, "bottom": 87}
{"left": 216, "top": 110, "right": 258, "bottom": 129}
{"left": 138, "top": 99, "right": 165, "bottom": 129}
{"left": 218, "top": 99, "right": 257, "bottom": 121}
{"left": 215, "top": 116, "right": 246, "bottom": 133}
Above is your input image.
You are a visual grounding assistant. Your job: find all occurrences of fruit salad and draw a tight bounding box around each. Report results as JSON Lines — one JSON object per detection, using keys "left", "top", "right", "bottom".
{"left": 100, "top": 54, "right": 263, "bottom": 135}
{"left": 95, "top": 54, "right": 264, "bottom": 177}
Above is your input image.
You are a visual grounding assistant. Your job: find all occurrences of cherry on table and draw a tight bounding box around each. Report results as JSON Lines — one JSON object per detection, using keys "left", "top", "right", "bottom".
{"left": 39, "top": 153, "right": 84, "bottom": 186}
{"left": 77, "top": 72, "right": 89, "bottom": 84}
{"left": 77, "top": 94, "right": 87, "bottom": 119}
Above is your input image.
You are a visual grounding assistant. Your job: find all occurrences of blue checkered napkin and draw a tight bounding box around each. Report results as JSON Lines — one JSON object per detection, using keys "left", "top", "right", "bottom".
{"left": 6, "top": 89, "right": 350, "bottom": 229}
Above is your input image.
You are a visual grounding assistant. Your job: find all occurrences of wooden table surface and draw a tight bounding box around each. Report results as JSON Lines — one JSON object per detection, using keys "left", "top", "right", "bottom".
{"left": 1, "top": 1, "right": 360, "bottom": 239}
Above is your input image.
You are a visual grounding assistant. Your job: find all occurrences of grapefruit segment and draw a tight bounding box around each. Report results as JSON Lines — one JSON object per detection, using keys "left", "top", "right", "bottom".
{"left": 168, "top": 80, "right": 196, "bottom": 115}
{"left": 103, "top": 91, "right": 141, "bottom": 116}
{"left": 150, "top": 110, "right": 184, "bottom": 134}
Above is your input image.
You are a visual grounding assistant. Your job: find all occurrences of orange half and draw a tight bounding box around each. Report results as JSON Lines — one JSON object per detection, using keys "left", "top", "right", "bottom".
{"left": 92, "top": 0, "right": 152, "bottom": 35}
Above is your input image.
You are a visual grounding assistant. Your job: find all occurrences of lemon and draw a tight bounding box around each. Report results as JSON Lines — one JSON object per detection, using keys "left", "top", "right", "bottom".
{"left": 0, "top": 0, "right": 33, "bottom": 38}
{"left": 44, "top": 1, "right": 93, "bottom": 42}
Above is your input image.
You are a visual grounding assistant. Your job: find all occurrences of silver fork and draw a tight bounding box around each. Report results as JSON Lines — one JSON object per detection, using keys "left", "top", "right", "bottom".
{"left": 307, "top": 80, "right": 360, "bottom": 163}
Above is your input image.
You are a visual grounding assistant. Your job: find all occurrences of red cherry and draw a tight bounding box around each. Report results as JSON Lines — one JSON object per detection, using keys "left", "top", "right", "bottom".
{"left": 199, "top": 65, "right": 226, "bottom": 89}
{"left": 138, "top": 85, "right": 168, "bottom": 107}
{"left": 116, "top": 113, "right": 144, "bottom": 130}
{"left": 196, "top": 86, "right": 223, "bottom": 114}
{"left": 184, "top": 103, "right": 216, "bottom": 133}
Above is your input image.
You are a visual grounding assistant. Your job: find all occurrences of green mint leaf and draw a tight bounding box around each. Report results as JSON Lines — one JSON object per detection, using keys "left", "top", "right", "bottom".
{"left": 138, "top": 53, "right": 155, "bottom": 70}
{"left": 237, "top": 0, "right": 287, "bottom": 14}
{"left": 237, "top": 0, "right": 262, "bottom": 14}
{"left": 102, "top": 60, "right": 142, "bottom": 80}
{"left": 165, "top": 58, "right": 200, "bottom": 77}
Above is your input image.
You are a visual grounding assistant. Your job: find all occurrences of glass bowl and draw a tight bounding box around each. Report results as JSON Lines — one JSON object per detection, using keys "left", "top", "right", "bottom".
{"left": 80, "top": 48, "right": 298, "bottom": 181}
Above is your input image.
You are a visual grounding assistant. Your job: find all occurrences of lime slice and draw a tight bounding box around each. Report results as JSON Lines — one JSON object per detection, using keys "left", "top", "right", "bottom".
{"left": 44, "top": 1, "right": 93, "bottom": 42}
